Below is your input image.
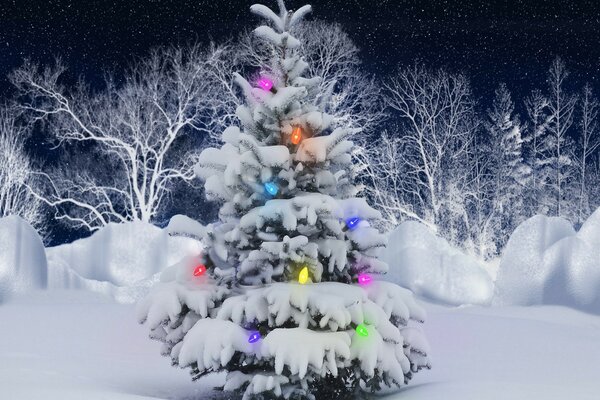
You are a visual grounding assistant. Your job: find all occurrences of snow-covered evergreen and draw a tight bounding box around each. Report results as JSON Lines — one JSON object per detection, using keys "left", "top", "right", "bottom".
{"left": 487, "top": 83, "right": 530, "bottom": 245}
{"left": 137, "top": 1, "right": 430, "bottom": 398}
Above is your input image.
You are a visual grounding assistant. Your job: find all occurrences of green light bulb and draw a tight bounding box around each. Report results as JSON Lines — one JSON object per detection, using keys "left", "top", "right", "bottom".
{"left": 356, "top": 324, "right": 369, "bottom": 337}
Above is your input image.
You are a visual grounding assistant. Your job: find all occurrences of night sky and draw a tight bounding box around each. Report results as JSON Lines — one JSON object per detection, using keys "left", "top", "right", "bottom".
{"left": 1, "top": 0, "right": 600, "bottom": 104}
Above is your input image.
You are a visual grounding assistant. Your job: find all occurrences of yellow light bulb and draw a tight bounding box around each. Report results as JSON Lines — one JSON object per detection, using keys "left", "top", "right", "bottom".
{"left": 298, "top": 266, "right": 309, "bottom": 284}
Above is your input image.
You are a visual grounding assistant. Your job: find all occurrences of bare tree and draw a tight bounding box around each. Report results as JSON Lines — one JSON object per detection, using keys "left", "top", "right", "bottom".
{"left": 292, "top": 21, "right": 385, "bottom": 135}
{"left": 546, "top": 57, "right": 577, "bottom": 217}
{"left": 0, "top": 105, "right": 45, "bottom": 231}
{"left": 383, "top": 64, "right": 477, "bottom": 230}
{"left": 576, "top": 83, "right": 600, "bottom": 223}
{"left": 353, "top": 131, "right": 433, "bottom": 231}
{"left": 460, "top": 134, "right": 499, "bottom": 258}
{"left": 11, "top": 45, "right": 236, "bottom": 232}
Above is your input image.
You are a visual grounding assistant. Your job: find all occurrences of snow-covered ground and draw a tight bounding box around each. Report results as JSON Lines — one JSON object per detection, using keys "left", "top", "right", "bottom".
{"left": 2, "top": 214, "right": 600, "bottom": 399}
{"left": 2, "top": 290, "right": 599, "bottom": 400}
{"left": 387, "top": 304, "right": 600, "bottom": 400}
{"left": 0, "top": 291, "right": 224, "bottom": 400}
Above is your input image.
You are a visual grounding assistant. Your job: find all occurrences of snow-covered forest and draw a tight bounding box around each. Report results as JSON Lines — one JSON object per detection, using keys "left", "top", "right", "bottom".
{"left": 2, "top": 23, "right": 598, "bottom": 258}
{"left": 1, "top": 0, "right": 600, "bottom": 399}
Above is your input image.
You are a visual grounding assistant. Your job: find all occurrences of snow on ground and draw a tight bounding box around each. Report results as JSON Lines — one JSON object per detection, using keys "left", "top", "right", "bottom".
{"left": 386, "top": 303, "right": 600, "bottom": 400}
{"left": 46, "top": 221, "right": 202, "bottom": 303}
{"left": 382, "top": 221, "right": 494, "bottom": 306}
{"left": 0, "top": 290, "right": 226, "bottom": 400}
{"left": 0, "top": 216, "right": 47, "bottom": 303}
{"left": 2, "top": 290, "right": 599, "bottom": 400}
{"left": 495, "top": 208, "right": 600, "bottom": 313}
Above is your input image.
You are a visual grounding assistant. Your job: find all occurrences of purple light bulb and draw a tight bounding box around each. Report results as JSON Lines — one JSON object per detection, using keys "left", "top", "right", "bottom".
{"left": 257, "top": 77, "right": 273, "bottom": 91}
{"left": 248, "top": 331, "right": 261, "bottom": 343}
{"left": 357, "top": 274, "right": 372, "bottom": 286}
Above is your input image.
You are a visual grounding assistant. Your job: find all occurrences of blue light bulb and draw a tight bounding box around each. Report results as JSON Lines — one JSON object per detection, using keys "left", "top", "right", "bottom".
{"left": 346, "top": 217, "right": 360, "bottom": 230}
{"left": 248, "top": 331, "right": 261, "bottom": 343}
{"left": 264, "top": 182, "right": 278, "bottom": 196}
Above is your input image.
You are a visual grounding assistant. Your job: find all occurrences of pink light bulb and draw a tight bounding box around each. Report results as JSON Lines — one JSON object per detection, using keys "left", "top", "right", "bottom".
{"left": 257, "top": 77, "right": 273, "bottom": 91}
{"left": 357, "top": 274, "right": 372, "bottom": 286}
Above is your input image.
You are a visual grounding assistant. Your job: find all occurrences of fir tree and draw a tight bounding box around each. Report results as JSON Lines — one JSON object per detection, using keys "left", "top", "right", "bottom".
{"left": 523, "top": 88, "right": 553, "bottom": 216}
{"left": 487, "top": 83, "right": 529, "bottom": 245}
{"left": 137, "top": 2, "right": 430, "bottom": 399}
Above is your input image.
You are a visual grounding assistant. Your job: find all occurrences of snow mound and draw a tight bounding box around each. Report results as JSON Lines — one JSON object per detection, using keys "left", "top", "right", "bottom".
{"left": 47, "top": 221, "right": 201, "bottom": 303}
{"left": 382, "top": 221, "right": 493, "bottom": 306}
{"left": 494, "top": 209, "right": 600, "bottom": 312}
{"left": 0, "top": 215, "right": 47, "bottom": 303}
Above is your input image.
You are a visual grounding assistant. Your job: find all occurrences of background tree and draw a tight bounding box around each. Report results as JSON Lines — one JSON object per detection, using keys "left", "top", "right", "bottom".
{"left": 575, "top": 83, "right": 600, "bottom": 224}
{"left": 11, "top": 45, "right": 237, "bottom": 232}
{"left": 486, "top": 83, "right": 529, "bottom": 247}
{"left": 546, "top": 57, "right": 577, "bottom": 218}
{"left": 379, "top": 65, "right": 477, "bottom": 235}
{"left": 354, "top": 131, "right": 430, "bottom": 231}
{"left": 0, "top": 105, "right": 45, "bottom": 234}
{"left": 523, "top": 89, "right": 553, "bottom": 216}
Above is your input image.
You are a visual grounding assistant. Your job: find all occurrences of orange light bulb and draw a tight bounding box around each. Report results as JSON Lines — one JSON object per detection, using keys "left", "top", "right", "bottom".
{"left": 291, "top": 127, "right": 302, "bottom": 145}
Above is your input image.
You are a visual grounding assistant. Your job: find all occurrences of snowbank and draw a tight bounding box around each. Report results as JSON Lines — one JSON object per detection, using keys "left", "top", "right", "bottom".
{"left": 494, "top": 209, "right": 600, "bottom": 313}
{"left": 0, "top": 215, "right": 47, "bottom": 303}
{"left": 382, "top": 221, "right": 494, "bottom": 306}
{"left": 47, "top": 221, "right": 202, "bottom": 303}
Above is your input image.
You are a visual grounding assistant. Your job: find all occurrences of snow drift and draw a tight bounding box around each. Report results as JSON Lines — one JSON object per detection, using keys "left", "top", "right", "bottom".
{"left": 0, "top": 215, "right": 47, "bottom": 303}
{"left": 494, "top": 208, "right": 600, "bottom": 312}
{"left": 382, "top": 221, "right": 494, "bottom": 306}
{"left": 46, "top": 221, "right": 201, "bottom": 303}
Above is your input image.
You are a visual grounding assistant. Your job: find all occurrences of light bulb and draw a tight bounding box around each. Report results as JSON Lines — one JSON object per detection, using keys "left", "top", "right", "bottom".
{"left": 257, "top": 77, "right": 273, "bottom": 91}
{"left": 291, "top": 127, "right": 302, "bottom": 145}
{"left": 248, "top": 331, "right": 261, "bottom": 343}
{"left": 346, "top": 217, "right": 360, "bottom": 230}
{"left": 357, "top": 274, "right": 372, "bottom": 285}
{"left": 298, "top": 266, "right": 309, "bottom": 284}
{"left": 356, "top": 324, "right": 369, "bottom": 337}
{"left": 264, "top": 182, "right": 279, "bottom": 196}
{"left": 193, "top": 264, "right": 206, "bottom": 277}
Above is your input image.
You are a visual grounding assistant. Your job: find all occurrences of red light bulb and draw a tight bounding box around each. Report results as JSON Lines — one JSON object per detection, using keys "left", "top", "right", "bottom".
{"left": 291, "top": 127, "right": 302, "bottom": 145}
{"left": 193, "top": 264, "right": 207, "bottom": 277}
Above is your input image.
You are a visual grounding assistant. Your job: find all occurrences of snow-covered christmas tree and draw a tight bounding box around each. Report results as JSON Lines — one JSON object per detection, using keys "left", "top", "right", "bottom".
{"left": 137, "top": 1, "right": 430, "bottom": 398}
